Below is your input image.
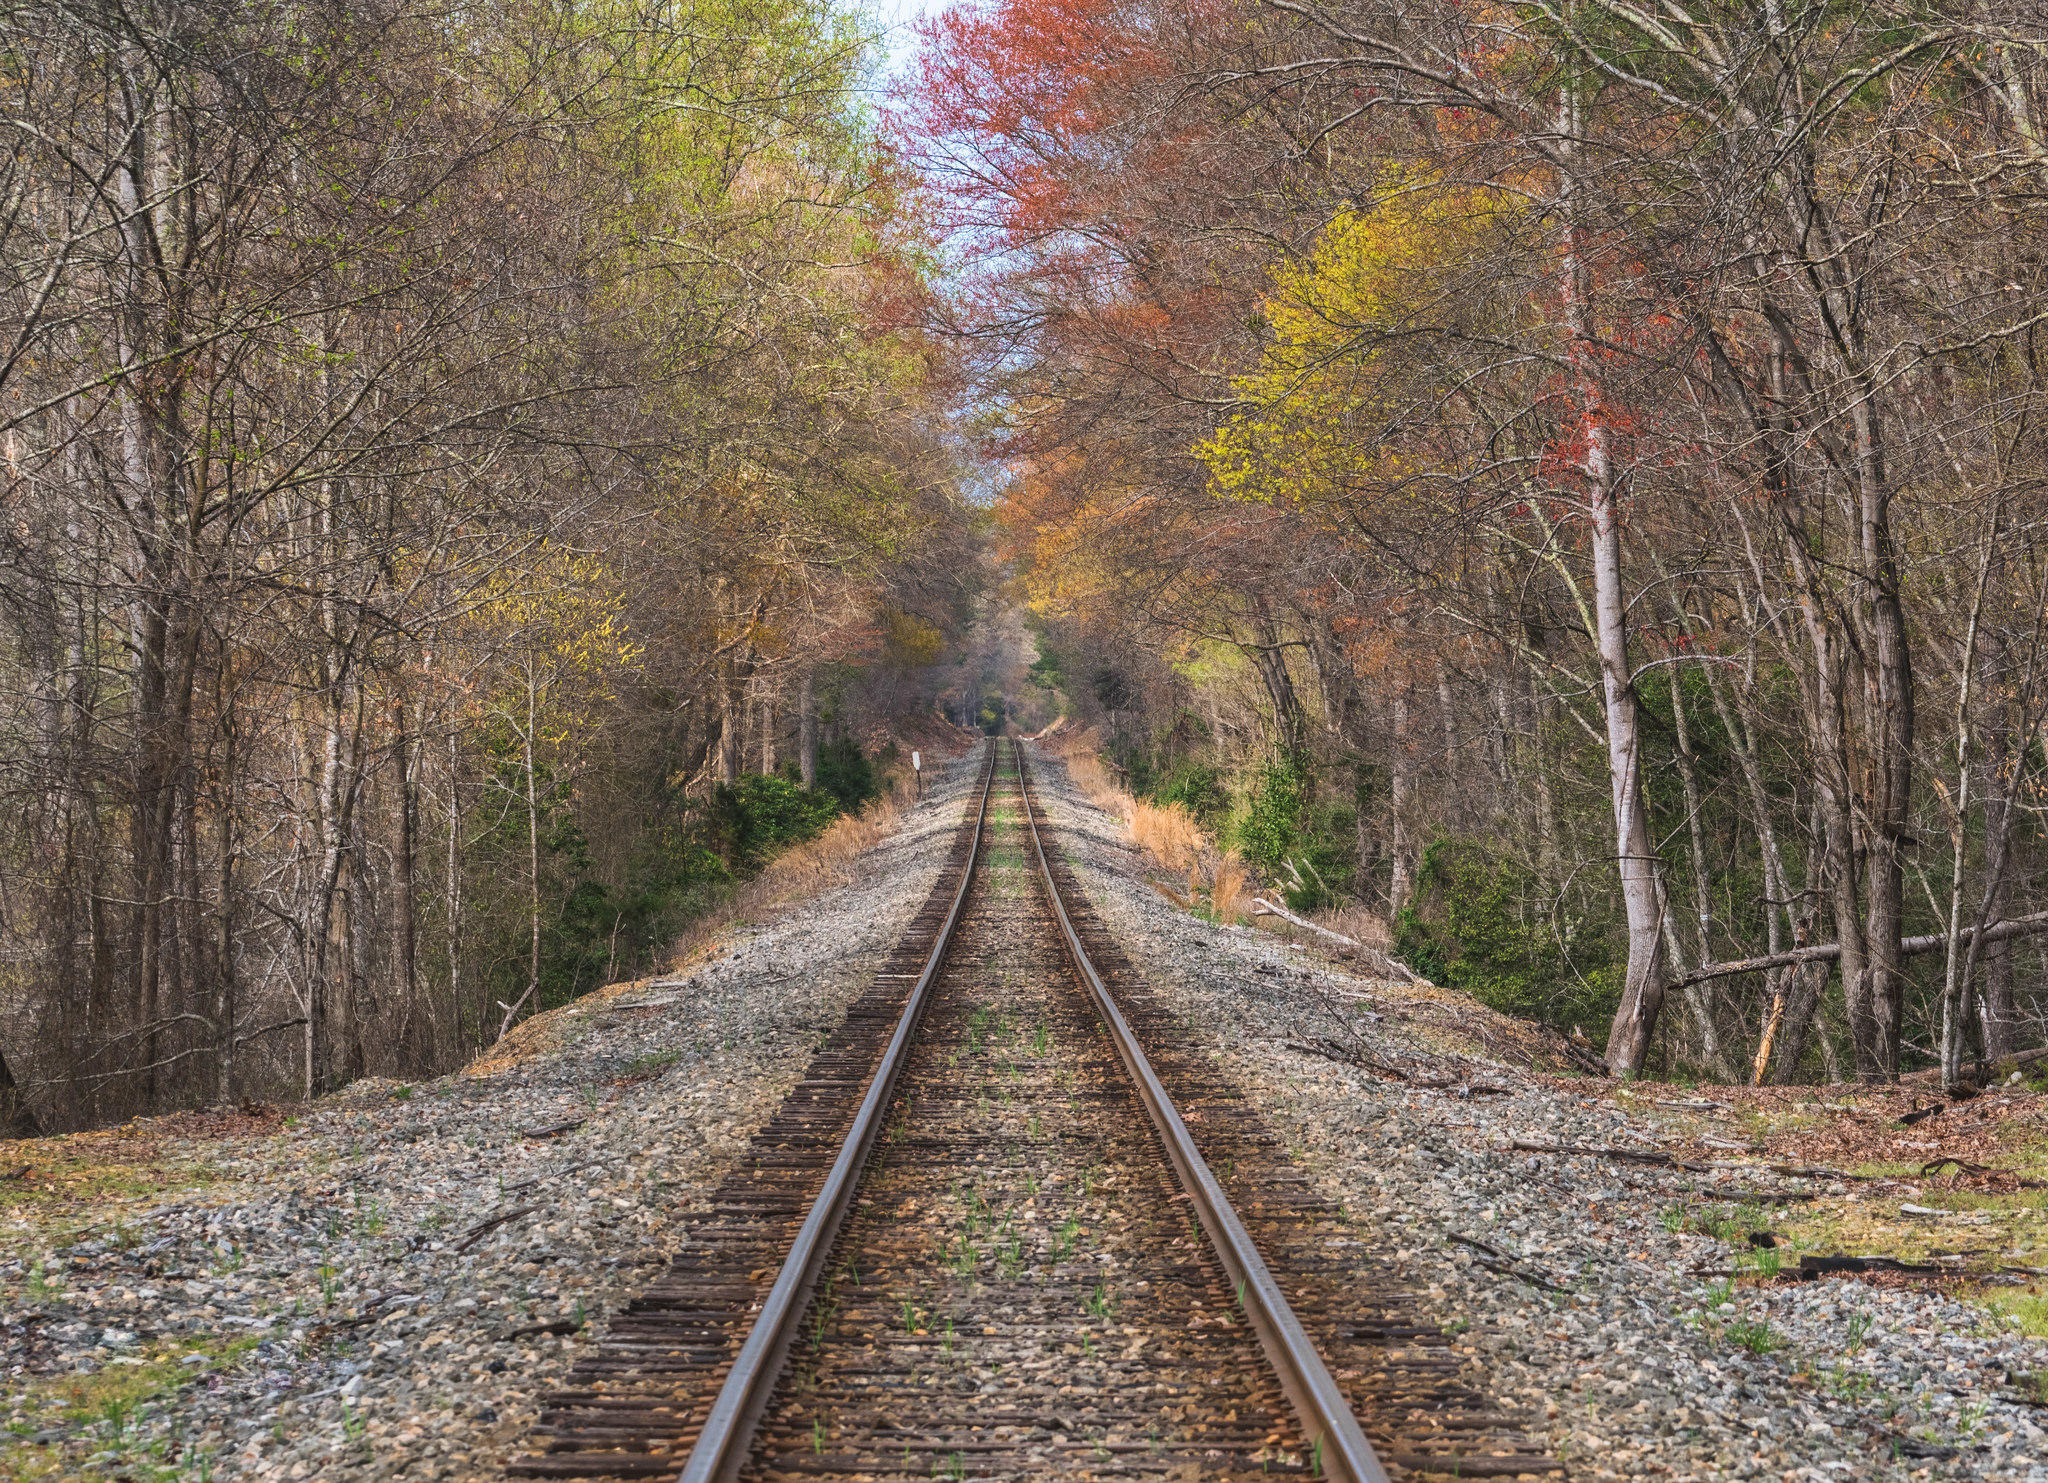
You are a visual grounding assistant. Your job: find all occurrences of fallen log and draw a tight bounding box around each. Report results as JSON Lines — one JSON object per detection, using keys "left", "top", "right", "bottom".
{"left": 1249, "top": 898, "right": 1420, "bottom": 982}
{"left": 1671, "top": 910, "right": 2048, "bottom": 989}
{"left": 1795, "top": 1254, "right": 1960, "bottom": 1279}
{"left": 522, "top": 1118, "right": 585, "bottom": 1140}
{"left": 1509, "top": 1138, "right": 1710, "bottom": 1171}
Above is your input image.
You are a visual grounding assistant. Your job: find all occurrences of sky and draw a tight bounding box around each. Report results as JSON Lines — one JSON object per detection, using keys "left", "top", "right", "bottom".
{"left": 865, "top": 0, "right": 935, "bottom": 80}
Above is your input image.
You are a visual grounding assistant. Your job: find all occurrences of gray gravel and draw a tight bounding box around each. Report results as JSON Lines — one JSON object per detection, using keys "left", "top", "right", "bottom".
{"left": 0, "top": 744, "right": 988, "bottom": 1481}
{"left": 1022, "top": 741, "right": 2048, "bottom": 1483}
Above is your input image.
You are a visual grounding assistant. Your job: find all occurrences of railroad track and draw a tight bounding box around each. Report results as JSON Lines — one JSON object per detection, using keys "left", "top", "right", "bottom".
{"left": 508, "top": 741, "right": 1556, "bottom": 1482}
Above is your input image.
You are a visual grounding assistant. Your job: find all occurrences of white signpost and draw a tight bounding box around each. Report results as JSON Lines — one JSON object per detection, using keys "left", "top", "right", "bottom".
{"left": 911, "top": 750, "right": 921, "bottom": 799}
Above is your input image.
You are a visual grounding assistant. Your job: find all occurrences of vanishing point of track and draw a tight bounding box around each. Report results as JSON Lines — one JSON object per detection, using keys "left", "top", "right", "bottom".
{"left": 508, "top": 741, "right": 1556, "bottom": 1482}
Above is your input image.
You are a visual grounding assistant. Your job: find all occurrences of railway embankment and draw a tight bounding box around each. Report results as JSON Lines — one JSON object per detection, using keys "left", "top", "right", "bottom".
{"left": 2, "top": 737, "right": 2044, "bottom": 1482}
{"left": 1027, "top": 746, "right": 2048, "bottom": 1483}
{"left": 0, "top": 750, "right": 992, "bottom": 1482}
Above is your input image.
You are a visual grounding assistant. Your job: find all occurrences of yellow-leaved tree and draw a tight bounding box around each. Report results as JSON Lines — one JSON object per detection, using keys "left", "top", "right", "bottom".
{"left": 462, "top": 549, "right": 647, "bottom": 1037}
{"left": 1199, "top": 182, "right": 1509, "bottom": 524}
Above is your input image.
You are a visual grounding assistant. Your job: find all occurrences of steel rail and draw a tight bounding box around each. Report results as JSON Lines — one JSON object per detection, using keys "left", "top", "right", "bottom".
{"left": 1015, "top": 742, "right": 1394, "bottom": 1483}
{"left": 676, "top": 742, "right": 1000, "bottom": 1483}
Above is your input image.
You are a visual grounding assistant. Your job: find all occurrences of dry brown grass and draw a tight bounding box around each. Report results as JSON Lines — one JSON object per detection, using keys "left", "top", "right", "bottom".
{"left": 1210, "top": 853, "right": 1249, "bottom": 925}
{"left": 1052, "top": 738, "right": 1259, "bottom": 926}
{"left": 1130, "top": 798, "right": 1203, "bottom": 875}
{"left": 1062, "top": 748, "right": 1133, "bottom": 820}
{"left": 1313, "top": 903, "right": 1396, "bottom": 951}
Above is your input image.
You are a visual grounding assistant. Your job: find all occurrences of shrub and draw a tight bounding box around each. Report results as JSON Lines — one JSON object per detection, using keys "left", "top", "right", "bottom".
{"left": 1147, "top": 760, "right": 1230, "bottom": 830}
{"left": 717, "top": 773, "right": 842, "bottom": 871}
{"left": 1237, "top": 756, "right": 1306, "bottom": 877}
{"left": 1394, "top": 838, "right": 1620, "bottom": 1035}
{"left": 814, "top": 736, "right": 881, "bottom": 813}
{"left": 1234, "top": 755, "right": 1354, "bottom": 911}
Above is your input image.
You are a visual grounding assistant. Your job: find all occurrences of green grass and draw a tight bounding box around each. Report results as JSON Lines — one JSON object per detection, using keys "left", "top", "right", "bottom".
{"left": 1982, "top": 1289, "right": 2048, "bottom": 1340}
{"left": 1727, "top": 1317, "right": 1781, "bottom": 1355}
{"left": 619, "top": 1048, "right": 682, "bottom": 1079}
{"left": 0, "top": 1334, "right": 261, "bottom": 1482}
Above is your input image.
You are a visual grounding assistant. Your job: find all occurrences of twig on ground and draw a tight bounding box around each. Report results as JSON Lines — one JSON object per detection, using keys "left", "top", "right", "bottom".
{"left": 1449, "top": 1232, "right": 1571, "bottom": 1292}
{"left": 455, "top": 1205, "right": 539, "bottom": 1253}
{"left": 522, "top": 1119, "right": 585, "bottom": 1140}
{"left": 504, "top": 1159, "right": 607, "bottom": 1195}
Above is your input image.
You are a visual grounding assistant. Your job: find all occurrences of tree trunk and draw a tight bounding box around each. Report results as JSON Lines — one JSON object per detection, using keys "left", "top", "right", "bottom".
{"left": 1980, "top": 792, "right": 2018, "bottom": 1062}
{"left": 0, "top": 1050, "right": 39, "bottom": 1139}
{"left": 1249, "top": 600, "right": 1305, "bottom": 755}
{"left": 719, "top": 658, "right": 742, "bottom": 786}
{"left": 525, "top": 672, "right": 543, "bottom": 1019}
{"left": 1388, "top": 689, "right": 1414, "bottom": 915}
{"left": 395, "top": 710, "right": 419, "bottom": 1066}
{"left": 446, "top": 731, "right": 464, "bottom": 1053}
{"left": 799, "top": 670, "right": 818, "bottom": 789}
{"left": 1562, "top": 192, "right": 1667, "bottom": 1075}
{"left": 1768, "top": 952, "right": 1832, "bottom": 1084}
{"left": 214, "top": 689, "right": 237, "bottom": 1106}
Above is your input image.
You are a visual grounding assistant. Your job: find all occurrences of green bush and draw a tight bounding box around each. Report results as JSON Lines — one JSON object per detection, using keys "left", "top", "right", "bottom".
{"left": 1233, "top": 755, "right": 1354, "bottom": 911}
{"left": 814, "top": 736, "right": 880, "bottom": 814}
{"left": 1237, "top": 756, "right": 1305, "bottom": 876}
{"left": 716, "top": 773, "right": 841, "bottom": 871}
{"left": 1395, "top": 839, "right": 1620, "bottom": 1035}
{"left": 511, "top": 836, "right": 734, "bottom": 1012}
{"left": 1144, "top": 760, "right": 1230, "bottom": 830}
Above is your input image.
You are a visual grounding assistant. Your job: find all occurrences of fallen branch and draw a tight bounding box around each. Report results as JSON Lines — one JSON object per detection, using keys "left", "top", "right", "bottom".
{"left": 504, "top": 1316, "right": 584, "bottom": 1339}
{"left": 495, "top": 985, "right": 539, "bottom": 1042}
{"left": 335, "top": 1291, "right": 422, "bottom": 1328}
{"left": 1796, "top": 1254, "right": 1962, "bottom": 1279}
{"left": 522, "top": 1119, "right": 585, "bottom": 1140}
{"left": 1449, "top": 1233, "right": 1571, "bottom": 1293}
{"left": 1249, "top": 898, "right": 1419, "bottom": 982}
{"left": 1511, "top": 1138, "right": 1708, "bottom": 1171}
{"left": 504, "top": 1158, "right": 607, "bottom": 1195}
{"left": 455, "top": 1205, "right": 539, "bottom": 1253}
{"left": 1922, "top": 1155, "right": 2047, "bottom": 1188}
{"left": 1770, "top": 1163, "right": 1883, "bottom": 1182}
{"left": 1671, "top": 910, "right": 2048, "bottom": 989}
{"left": 597, "top": 994, "right": 686, "bottom": 1012}
{"left": 1279, "top": 1035, "right": 1410, "bottom": 1083}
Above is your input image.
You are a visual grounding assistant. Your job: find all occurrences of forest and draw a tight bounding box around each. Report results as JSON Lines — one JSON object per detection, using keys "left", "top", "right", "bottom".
{"left": 6, "top": 0, "right": 2048, "bottom": 1134}
{"left": 898, "top": 0, "right": 2048, "bottom": 1088}
{"left": 0, "top": 0, "right": 981, "bottom": 1133}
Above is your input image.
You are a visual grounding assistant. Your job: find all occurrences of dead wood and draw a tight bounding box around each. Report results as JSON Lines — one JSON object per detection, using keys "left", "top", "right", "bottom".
{"left": 522, "top": 1119, "right": 585, "bottom": 1140}
{"left": 455, "top": 1204, "right": 539, "bottom": 1252}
